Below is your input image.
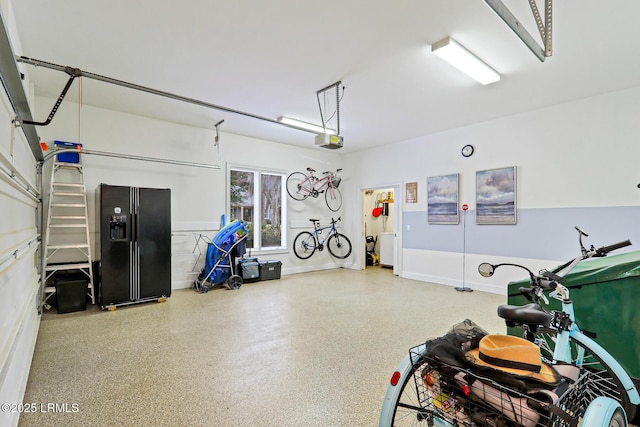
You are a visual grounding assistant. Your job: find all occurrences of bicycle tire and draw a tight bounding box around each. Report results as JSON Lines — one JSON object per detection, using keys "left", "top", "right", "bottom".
{"left": 293, "top": 231, "right": 317, "bottom": 259}
{"left": 324, "top": 185, "right": 342, "bottom": 211}
{"left": 535, "top": 331, "right": 637, "bottom": 421}
{"left": 583, "top": 397, "right": 627, "bottom": 427}
{"left": 327, "top": 233, "right": 352, "bottom": 259}
{"left": 608, "top": 408, "right": 627, "bottom": 427}
{"left": 379, "top": 347, "right": 431, "bottom": 426}
{"left": 286, "top": 171, "right": 312, "bottom": 201}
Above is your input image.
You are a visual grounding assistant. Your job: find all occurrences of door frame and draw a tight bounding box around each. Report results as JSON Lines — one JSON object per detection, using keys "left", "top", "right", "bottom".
{"left": 360, "top": 183, "right": 403, "bottom": 275}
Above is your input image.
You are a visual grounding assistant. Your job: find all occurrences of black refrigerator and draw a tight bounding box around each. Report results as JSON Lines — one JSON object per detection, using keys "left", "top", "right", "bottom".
{"left": 97, "top": 184, "right": 171, "bottom": 309}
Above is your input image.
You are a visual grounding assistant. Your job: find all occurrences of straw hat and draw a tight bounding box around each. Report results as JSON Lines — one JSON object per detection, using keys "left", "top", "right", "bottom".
{"left": 465, "top": 334, "right": 559, "bottom": 384}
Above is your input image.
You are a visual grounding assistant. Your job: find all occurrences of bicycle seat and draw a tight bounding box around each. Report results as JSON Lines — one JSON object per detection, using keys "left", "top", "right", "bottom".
{"left": 306, "top": 167, "right": 316, "bottom": 173}
{"left": 497, "top": 303, "right": 553, "bottom": 327}
{"left": 309, "top": 218, "right": 320, "bottom": 223}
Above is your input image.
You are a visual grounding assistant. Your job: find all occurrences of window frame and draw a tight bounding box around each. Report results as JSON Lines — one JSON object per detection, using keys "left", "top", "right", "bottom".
{"left": 227, "top": 163, "right": 288, "bottom": 254}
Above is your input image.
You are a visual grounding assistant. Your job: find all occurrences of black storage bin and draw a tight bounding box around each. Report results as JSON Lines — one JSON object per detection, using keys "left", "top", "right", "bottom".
{"left": 238, "top": 258, "right": 260, "bottom": 283}
{"left": 55, "top": 274, "right": 88, "bottom": 314}
{"left": 259, "top": 260, "right": 282, "bottom": 281}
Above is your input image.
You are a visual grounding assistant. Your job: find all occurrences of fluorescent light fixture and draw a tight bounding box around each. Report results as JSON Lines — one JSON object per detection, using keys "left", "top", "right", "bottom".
{"left": 277, "top": 116, "right": 336, "bottom": 135}
{"left": 431, "top": 37, "right": 500, "bottom": 85}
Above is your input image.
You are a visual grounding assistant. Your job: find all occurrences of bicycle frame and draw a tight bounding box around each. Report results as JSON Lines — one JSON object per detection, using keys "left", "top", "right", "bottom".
{"left": 550, "top": 285, "right": 640, "bottom": 405}
{"left": 314, "top": 174, "right": 332, "bottom": 192}
{"left": 299, "top": 172, "right": 335, "bottom": 196}
{"left": 311, "top": 221, "right": 338, "bottom": 246}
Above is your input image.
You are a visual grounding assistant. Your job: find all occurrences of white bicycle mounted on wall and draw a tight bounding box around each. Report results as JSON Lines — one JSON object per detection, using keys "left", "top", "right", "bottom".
{"left": 379, "top": 228, "right": 640, "bottom": 427}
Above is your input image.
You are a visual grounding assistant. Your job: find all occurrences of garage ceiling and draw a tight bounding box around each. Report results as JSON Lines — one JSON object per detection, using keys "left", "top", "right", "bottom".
{"left": 10, "top": 1, "right": 640, "bottom": 153}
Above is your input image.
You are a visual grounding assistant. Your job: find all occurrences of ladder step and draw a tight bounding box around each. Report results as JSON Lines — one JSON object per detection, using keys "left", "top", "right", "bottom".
{"left": 49, "top": 224, "right": 88, "bottom": 228}
{"left": 52, "top": 182, "right": 84, "bottom": 188}
{"left": 47, "top": 244, "right": 89, "bottom": 249}
{"left": 55, "top": 162, "right": 83, "bottom": 169}
{"left": 51, "top": 215, "right": 87, "bottom": 220}
{"left": 51, "top": 203, "right": 86, "bottom": 208}
{"left": 45, "top": 262, "right": 91, "bottom": 271}
{"left": 52, "top": 192, "right": 84, "bottom": 197}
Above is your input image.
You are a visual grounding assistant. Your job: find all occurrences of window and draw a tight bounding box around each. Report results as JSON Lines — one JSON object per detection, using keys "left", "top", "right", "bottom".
{"left": 229, "top": 166, "right": 286, "bottom": 251}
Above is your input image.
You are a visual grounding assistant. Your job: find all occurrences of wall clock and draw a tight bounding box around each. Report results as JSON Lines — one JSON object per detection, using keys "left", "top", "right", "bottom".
{"left": 461, "top": 144, "right": 474, "bottom": 157}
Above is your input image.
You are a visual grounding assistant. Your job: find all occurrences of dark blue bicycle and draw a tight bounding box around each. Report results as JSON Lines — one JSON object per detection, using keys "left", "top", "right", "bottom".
{"left": 293, "top": 217, "right": 352, "bottom": 260}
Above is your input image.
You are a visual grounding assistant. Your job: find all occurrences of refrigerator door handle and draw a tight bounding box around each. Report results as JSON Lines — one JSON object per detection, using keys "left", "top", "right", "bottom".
{"left": 130, "top": 240, "right": 135, "bottom": 301}
{"left": 136, "top": 241, "right": 141, "bottom": 300}
{"left": 131, "top": 187, "right": 138, "bottom": 243}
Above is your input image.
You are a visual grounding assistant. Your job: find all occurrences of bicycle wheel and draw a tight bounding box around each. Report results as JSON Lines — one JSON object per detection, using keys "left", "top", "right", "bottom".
{"left": 293, "top": 232, "right": 317, "bottom": 259}
{"left": 535, "top": 331, "right": 637, "bottom": 421}
{"left": 327, "top": 233, "right": 352, "bottom": 259}
{"left": 286, "top": 172, "right": 312, "bottom": 201}
{"left": 582, "top": 397, "right": 628, "bottom": 427}
{"left": 379, "top": 347, "right": 432, "bottom": 426}
{"left": 324, "top": 185, "right": 342, "bottom": 211}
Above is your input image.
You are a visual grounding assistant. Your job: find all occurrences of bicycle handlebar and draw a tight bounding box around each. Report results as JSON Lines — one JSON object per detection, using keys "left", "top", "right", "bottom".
{"left": 596, "top": 239, "right": 631, "bottom": 256}
{"left": 519, "top": 287, "right": 535, "bottom": 302}
{"left": 480, "top": 229, "right": 632, "bottom": 305}
{"left": 540, "top": 269, "right": 564, "bottom": 282}
{"left": 322, "top": 168, "right": 342, "bottom": 175}
{"left": 533, "top": 238, "right": 631, "bottom": 297}
{"left": 538, "top": 279, "right": 557, "bottom": 289}
{"left": 309, "top": 217, "right": 341, "bottom": 226}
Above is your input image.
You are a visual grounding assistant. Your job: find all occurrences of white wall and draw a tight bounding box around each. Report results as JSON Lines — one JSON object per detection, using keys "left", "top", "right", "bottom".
{"left": 343, "top": 86, "right": 640, "bottom": 293}
{"left": 33, "top": 97, "right": 348, "bottom": 289}
{"left": 0, "top": 3, "right": 41, "bottom": 426}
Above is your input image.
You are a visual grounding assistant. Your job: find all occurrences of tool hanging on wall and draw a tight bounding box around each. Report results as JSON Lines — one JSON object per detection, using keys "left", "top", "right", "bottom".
{"left": 372, "top": 192, "right": 385, "bottom": 217}
{"left": 372, "top": 202, "right": 383, "bottom": 218}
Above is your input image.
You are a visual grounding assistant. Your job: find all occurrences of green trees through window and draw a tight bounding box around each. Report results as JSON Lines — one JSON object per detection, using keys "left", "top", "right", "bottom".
{"left": 230, "top": 168, "right": 285, "bottom": 250}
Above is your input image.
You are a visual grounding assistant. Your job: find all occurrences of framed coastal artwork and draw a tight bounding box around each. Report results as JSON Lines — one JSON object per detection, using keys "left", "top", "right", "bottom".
{"left": 427, "top": 174, "right": 459, "bottom": 224}
{"left": 476, "top": 166, "right": 516, "bottom": 225}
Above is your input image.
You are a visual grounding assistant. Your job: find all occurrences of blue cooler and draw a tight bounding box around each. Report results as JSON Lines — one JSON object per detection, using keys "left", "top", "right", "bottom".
{"left": 54, "top": 141, "right": 83, "bottom": 163}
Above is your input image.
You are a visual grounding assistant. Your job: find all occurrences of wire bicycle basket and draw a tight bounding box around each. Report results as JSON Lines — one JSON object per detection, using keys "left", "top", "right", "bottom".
{"left": 409, "top": 344, "right": 617, "bottom": 427}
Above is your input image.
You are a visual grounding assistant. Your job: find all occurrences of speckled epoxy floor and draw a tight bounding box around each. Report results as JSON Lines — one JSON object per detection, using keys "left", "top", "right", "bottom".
{"left": 19, "top": 267, "right": 507, "bottom": 427}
